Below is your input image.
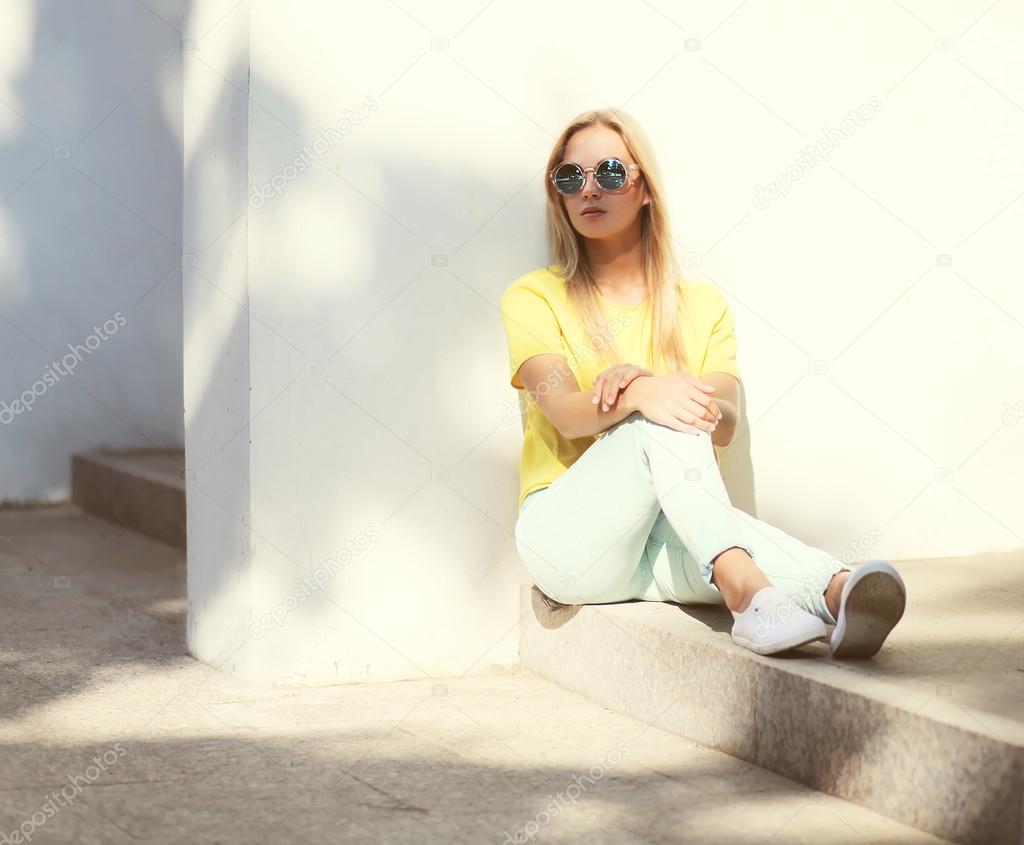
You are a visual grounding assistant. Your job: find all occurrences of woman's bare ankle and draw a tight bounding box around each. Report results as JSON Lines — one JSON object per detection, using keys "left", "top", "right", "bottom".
{"left": 710, "top": 547, "right": 771, "bottom": 613}
{"left": 823, "top": 570, "right": 851, "bottom": 619}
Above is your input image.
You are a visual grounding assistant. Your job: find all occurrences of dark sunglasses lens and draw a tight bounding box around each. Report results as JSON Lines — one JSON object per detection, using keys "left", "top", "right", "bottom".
{"left": 596, "top": 158, "right": 627, "bottom": 189}
{"left": 553, "top": 163, "right": 584, "bottom": 194}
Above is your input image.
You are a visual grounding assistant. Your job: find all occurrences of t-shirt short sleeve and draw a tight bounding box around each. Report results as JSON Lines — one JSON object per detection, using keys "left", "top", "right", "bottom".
{"left": 500, "top": 282, "right": 565, "bottom": 389}
{"left": 701, "top": 288, "right": 741, "bottom": 383}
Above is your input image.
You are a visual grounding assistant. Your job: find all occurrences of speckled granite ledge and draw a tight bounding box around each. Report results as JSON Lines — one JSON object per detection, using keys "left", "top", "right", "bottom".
{"left": 520, "top": 556, "right": 1024, "bottom": 845}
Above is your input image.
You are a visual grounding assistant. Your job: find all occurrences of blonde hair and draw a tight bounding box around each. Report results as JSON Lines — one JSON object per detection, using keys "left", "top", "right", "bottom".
{"left": 544, "top": 107, "right": 690, "bottom": 374}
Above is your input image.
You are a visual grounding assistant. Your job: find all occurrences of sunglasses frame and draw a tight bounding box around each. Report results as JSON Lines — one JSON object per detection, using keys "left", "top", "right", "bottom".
{"left": 549, "top": 157, "right": 641, "bottom": 196}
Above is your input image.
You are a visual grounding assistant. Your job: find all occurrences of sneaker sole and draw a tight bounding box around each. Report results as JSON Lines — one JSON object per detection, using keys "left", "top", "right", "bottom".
{"left": 830, "top": 570, "right": 906, "bottom": 658}
{"left": 732, "top": 627, "right": 827, "bottom": 656}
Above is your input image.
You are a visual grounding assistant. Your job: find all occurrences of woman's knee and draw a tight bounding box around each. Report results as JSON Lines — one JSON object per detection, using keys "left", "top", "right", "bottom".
{"left": 646, "top": 415, "right": 714, "bottom": 442}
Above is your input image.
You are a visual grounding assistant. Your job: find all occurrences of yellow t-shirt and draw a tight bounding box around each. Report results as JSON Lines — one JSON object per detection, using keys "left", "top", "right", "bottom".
{"left": 500, "top": 264, "right": 742, "bottom": 509}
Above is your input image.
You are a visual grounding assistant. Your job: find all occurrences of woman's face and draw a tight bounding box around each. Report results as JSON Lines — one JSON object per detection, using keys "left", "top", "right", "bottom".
{"left": 557, "top": 125, "right": 649, "bottom": 238}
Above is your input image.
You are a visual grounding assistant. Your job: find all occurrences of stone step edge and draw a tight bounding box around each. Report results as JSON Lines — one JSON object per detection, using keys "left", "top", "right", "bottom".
{"left": 71, "top": 450, "right": 186, "bottom": 550}
{"left": 519, "top": 583, "right": 1022, "bottom": 845}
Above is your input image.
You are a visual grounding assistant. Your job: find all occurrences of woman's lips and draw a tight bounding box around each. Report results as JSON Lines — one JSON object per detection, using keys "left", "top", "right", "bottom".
{"left": 581, "top": 210, "right": 605, "bottom": 217}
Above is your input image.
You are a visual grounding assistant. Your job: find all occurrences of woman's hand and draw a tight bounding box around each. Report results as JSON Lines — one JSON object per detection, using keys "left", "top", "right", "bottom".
{"left": 591, "top": 363, "right": 654, "bottom": 412}
{"left": 623, "top": 373, "right": 723, "bottom": 434}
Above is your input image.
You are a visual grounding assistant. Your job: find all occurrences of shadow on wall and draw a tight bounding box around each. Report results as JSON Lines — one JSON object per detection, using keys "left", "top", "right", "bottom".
{"left": 0, "top": 0, "right": 185, "bottom": 505}
{"left": 175, "top": 0, "right": 553, "bottom": 683}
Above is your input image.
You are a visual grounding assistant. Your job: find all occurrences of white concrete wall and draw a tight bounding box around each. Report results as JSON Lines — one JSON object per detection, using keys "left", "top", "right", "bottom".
{"left": 0, "top": 0, "right": 184, "bottom": 504}
{"left": 183, "top": 0, "right": 522, "bottom": 684}
{"left": 184, "top": 1, "right": 1023, "bottom": 684}
{"left": 673, "top": 8, "right": 1024, "bottom": 563}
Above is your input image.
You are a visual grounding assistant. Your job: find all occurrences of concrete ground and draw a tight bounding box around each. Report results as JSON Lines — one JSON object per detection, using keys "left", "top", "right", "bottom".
{"left": 0, "top": 506, "right": 954, "bottom": 844}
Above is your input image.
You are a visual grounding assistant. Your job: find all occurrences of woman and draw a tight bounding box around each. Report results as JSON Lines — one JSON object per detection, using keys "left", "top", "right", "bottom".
{"left": 499, "top": 108, "right": 906, "bottom": 658}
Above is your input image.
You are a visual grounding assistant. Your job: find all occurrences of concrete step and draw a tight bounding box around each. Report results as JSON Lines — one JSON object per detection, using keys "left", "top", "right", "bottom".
{"left": 71, "top": 448, "right": 185, "bottom": 549}
{"left": 519, "top": 550, "right": 1024, "bottom": 845}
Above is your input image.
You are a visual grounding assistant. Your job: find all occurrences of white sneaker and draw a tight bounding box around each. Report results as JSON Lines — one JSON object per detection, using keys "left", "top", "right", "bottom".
{"left": 829, "top": 560, "right": 906, "bottom": 658}
{"left": 730, "top": 585, "right": 827, "bottom": 655}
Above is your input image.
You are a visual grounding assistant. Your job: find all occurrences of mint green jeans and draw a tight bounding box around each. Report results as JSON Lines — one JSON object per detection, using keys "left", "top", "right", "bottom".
{"left": 515, "top": 411, "right": 851, "bottom": 624}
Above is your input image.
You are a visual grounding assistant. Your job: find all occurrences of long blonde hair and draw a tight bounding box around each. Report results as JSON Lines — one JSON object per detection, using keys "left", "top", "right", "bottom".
{"left": 545, "top": 108, "right": 690, "bottom": 374}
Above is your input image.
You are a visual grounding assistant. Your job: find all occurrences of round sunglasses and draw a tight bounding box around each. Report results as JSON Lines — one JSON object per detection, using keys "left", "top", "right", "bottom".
{"left": 549, "top": 157, "right": 641, "bottom": 196}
